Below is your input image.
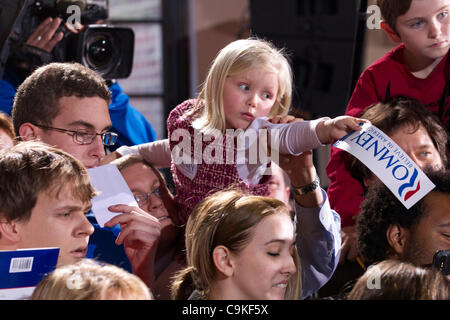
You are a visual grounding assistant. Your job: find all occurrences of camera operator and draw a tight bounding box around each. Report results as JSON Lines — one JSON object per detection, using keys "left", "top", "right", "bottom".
{"left": 0, "top": 0, "right": 157, "bottom": 150}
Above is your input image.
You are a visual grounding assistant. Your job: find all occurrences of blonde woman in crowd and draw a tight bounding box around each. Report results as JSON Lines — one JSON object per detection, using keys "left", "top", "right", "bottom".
{"left": 32, "top": 259, "right": 153, "bottom": 300}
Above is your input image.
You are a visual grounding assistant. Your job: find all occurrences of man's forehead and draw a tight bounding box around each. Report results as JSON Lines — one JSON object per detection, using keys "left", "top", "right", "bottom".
{"left": 424, "top": 191, "right": 450, "bottom": 217}
{"left": 54, "top": 96, "right": 112, "bottom": 130}
{"left": 129, "top": 163, "right": 159, "bottom": 182}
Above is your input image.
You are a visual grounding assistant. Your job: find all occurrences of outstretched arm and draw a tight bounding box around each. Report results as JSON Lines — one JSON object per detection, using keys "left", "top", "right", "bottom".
{"left": 101, "top": 139, "right": 172, "bottom": 168}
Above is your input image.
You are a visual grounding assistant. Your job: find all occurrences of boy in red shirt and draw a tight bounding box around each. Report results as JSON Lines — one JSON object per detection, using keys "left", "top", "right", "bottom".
{"left": 326, "top": 0, "right": 450, "bottom": 264}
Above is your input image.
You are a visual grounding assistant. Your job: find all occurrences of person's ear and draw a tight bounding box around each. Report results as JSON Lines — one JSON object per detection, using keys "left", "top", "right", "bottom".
{"left": 212, "top": 245, "right": 234, "bottom": 277}
{"left": 0, "top": 218, "right": 21, "bottom": 243}
{"left": 381, "top": 21, "right": 401, "bottom": 43}
{"left": 18, "top": 123, "right": 40, "bottom": 141}
{"left": 386, "top": 224, "right": 409, "bottom": 258}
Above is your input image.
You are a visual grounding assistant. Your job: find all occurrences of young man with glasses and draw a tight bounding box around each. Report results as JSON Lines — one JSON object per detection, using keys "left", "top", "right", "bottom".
{"left": 12, "top": 62, "right": 115, "bottom": 169}
{"left": 11, "top": 62, "right": 159, "bottom": 287}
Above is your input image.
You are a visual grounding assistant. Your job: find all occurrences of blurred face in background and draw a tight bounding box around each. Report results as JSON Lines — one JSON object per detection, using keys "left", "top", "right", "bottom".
{"left": 120, "top": 162, "right": 177, "bottom": 254}
{"left": 364, "top": 124, "right": 443, "bottom": 187}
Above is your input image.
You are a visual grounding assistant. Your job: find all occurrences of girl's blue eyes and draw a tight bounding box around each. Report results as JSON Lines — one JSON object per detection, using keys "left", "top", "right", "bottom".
{"left": 239, "top": 84, "right": 272, "bottom": 99}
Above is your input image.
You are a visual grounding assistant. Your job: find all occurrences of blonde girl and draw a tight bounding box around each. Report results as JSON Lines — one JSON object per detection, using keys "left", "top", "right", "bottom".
{"left": 112, "top": 37, "right": 364, "bottom": 225}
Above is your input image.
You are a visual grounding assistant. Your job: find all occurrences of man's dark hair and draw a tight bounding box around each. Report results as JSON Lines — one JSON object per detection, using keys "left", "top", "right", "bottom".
{"left": 12, "top": 62, "right": 110, "bottom": 135}
{"left": 357, "top": 169, "right": 450, "bottom": 266}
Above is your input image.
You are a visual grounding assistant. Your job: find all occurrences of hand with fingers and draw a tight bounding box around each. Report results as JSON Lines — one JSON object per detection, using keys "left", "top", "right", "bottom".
{"left": 315, "top": 116, "right": 369, "bottom": 145}
{"left": 105, "top": 204, "right": 162, "bottom": 287}
{"left": 25, "top": 17, "right": 82, "bottom": 53}
{"left": 279, "top": 150, "right": 325, "bottom": 208}
{"left": 25, "top": 17, "right": 64, "bottom": 53}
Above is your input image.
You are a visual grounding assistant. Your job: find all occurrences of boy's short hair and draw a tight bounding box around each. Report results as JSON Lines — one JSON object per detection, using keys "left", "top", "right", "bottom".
{"left": 0, "top": 141, "right": 96, "bottom": 225}
{"left": 11, "top": 62, "right": 111, "bottom": 135}
{"left": 378, "top": 0, "right": 413, "bottom": 32}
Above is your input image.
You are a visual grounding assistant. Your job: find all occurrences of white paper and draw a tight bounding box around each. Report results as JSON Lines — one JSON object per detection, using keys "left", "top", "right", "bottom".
{"left": 87, "top": 164, "right": 138, "bottom": 227}
{"left": 333, "top": 123, "right": 435, "bottom": 209}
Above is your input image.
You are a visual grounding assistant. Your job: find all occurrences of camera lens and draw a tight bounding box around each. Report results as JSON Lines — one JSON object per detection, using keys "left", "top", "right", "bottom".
{"left": 85, "top": 34, "right": 114, "bottom": 69}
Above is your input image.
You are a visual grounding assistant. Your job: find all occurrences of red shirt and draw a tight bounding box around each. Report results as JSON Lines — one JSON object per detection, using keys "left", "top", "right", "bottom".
{"left": 326, "top": 44, "right": 450, "bottom": 227}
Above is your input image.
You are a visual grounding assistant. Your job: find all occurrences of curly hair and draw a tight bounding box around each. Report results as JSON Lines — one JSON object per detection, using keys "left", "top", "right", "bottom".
{"left": 357, "top": 169, "right": 450, "bottom": 266}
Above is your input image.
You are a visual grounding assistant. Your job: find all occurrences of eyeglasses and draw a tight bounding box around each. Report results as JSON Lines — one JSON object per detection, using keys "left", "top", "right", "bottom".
{"left": 33, "top": 124, "right": 118, "bottom": 146}
{"left": 133, "top": 186, "right": 162, "bottom": 207}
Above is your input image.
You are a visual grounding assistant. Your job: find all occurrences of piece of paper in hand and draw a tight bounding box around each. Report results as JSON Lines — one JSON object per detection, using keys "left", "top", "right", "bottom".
{"left": 87, "top": 164, "right": 138, "bottom": 227}
{"left": 333, "top": 123, "right": 435, "bottom": 209}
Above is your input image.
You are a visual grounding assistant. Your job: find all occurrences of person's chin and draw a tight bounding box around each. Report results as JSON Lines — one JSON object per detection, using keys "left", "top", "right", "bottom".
{"left": 269, "top": 287, "right": 287, "bottom": 300}
{"left": 159, "top": 216, "right": 175, "bottom": 229}
{"left": 57, "top": 254, "right": 84, "bottom": 267}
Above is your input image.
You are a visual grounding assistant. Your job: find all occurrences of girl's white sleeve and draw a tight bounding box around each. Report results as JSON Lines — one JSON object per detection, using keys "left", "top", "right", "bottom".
{"left": 236, "top": 117, "right": 329, "bottom": 185}
{"left": 249, "top": 117, "right": 329, "bottom": 155}
{"left": 115, "top": 139, "right": 172, "bottom": 168}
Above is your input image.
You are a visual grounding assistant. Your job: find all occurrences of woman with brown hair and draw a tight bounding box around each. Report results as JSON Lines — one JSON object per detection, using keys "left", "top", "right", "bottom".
{"left": 171, "top": 189, "right": 302, "bottom": 300}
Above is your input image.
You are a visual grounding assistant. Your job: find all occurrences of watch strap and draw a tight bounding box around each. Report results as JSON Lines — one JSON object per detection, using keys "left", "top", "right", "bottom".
{"left": 292, "top": 175, "right": 320, "bottom": 196}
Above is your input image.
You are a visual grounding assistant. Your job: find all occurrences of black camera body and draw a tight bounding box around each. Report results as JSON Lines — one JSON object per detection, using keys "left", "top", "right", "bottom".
{"left": 63, "top": 24, "right": 134, "bottom": 79}
{"left": 1, "top": 0, "right": 134, "bottom": 79}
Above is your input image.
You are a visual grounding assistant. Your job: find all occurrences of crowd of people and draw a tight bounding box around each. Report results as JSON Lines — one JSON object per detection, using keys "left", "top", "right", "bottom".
{"left": 0, "top": 0, "right": 449, "bottom": 301}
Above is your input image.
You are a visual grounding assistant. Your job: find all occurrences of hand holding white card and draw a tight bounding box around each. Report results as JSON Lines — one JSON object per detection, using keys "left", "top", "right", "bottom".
{"left": 333, "top": 123, "right": 435, "bottom": 209}
{"left": 87, "top": 164, "right": 138, "bottom": 227}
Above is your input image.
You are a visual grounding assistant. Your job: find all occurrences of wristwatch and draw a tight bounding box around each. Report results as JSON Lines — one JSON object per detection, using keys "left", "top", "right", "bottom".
{"left": 292, "top": 175, "right": 320, "bottom": 196}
